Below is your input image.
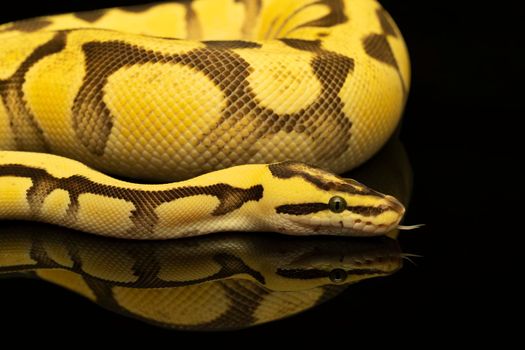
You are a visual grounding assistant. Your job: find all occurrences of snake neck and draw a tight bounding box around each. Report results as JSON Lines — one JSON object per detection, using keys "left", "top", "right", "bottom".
{"left": 0, "top": 151, "right": 268, "bottom": 239}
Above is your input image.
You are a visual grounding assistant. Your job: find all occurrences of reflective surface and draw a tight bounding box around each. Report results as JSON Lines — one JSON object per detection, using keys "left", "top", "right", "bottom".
{"left": 0, "top": 222, "right": 402, "bottom": 330}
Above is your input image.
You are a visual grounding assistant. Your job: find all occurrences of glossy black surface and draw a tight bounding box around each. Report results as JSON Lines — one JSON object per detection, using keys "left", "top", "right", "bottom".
{"left": 0, "top": 0, "right": 514, "bottom": 341}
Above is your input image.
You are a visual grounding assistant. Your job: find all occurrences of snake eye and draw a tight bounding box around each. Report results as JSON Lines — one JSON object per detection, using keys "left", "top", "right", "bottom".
{"left": 329, "top": 269, "right": 347, "bottom": 283}
{"left": 328, "top": 196, "right": 346, "bottom": 213}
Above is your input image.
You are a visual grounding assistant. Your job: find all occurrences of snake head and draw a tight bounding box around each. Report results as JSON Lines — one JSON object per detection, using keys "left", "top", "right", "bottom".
{"left": 262, "top": 162, "right": 405, "bottom": 236}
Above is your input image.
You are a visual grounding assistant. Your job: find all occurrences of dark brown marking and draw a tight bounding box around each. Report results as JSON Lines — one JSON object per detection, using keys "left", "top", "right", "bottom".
{"left": 268, "top": 161, "right": 381, "bottom": 196}
{"left": 1, "top": 19, "right": 52, "bottom": 33}
{"left": 71, "top": 41, "right": 118, "bottom": 155}
{"left": 376, "top": 8, "right": 398, "bottom": 37}
{"left": 279, "top": 39, "right": 322, "bottom": 52}
{"left": 363, "top": 34, "right": 398, "bottom": 69}
{"left": 73, "top": 10, "right": 106, "bottom": 23}
{"left": 73, "top": 40, "right": 354, "bottom": 163}
{"left": 0, "top": 32, "right": 67, "bottom": 152}
{"left": 362, "top": 33, "right": 406, "bottom": 97}
{"left": 0, "top": 164, "right": 263, "bottom": 235}
{"left": 203, "top": 40, "right": 262, "bottom": 49}
{"left": 276, "top": 203, "right": 328, "bottom": 215}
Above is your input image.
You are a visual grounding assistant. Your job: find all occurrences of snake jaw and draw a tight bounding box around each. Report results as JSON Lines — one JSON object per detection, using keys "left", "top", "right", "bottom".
{"left": 288, "top": 215, "right": 402, "bottom": 236}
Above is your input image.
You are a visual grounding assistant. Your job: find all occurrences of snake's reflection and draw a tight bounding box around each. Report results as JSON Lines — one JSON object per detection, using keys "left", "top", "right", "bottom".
{"left": 0, "top": 137, "right": 412, "bottom": 330}
{"left": 0, "top": 222, "right": 401, "bottom": 330}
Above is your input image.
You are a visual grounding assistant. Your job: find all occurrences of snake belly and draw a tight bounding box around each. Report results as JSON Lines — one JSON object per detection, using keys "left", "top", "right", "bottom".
{"left": 0, "top": 0, "right": 410, "bottom": 239}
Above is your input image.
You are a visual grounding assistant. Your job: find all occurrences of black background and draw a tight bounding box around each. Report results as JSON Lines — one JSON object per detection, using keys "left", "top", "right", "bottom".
{"left": 0, "top": 0, "right": 517, "bottom": 343}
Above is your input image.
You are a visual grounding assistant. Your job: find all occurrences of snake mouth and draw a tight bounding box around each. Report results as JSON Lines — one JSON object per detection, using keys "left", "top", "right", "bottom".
{"left": 290, "top": 216, "right": 402, "bottom": 236}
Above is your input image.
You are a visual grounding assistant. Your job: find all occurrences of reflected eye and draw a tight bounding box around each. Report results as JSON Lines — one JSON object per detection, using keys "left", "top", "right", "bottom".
{"left": 328, "top": 196, "right": 347, "bottom": 213}
{"left": 329, "top": 269, "right": 347, "bottom": 283}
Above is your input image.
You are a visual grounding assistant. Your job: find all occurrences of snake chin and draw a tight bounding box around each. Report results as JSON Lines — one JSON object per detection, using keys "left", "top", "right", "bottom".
{"left": 267, "top": 214, "right": 402, "bottom": 237}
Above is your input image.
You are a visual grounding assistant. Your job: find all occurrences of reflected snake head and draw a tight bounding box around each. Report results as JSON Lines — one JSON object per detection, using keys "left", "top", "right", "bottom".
{"left": 261, "top": 161, "right": 405, "bottom": 236}
{"left": 264, "top": 236, "right": 403, "bottom": 290}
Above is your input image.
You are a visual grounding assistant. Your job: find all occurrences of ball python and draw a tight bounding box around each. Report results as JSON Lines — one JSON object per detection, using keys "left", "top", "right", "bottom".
{"left": 0, "top": 0, "right": 411, "bottom": 239}
{"left": 0, "top": 221, "right": 402, "bottom": 330}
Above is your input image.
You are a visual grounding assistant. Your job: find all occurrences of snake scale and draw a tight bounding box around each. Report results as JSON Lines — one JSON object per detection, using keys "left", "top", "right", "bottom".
{"left": 0, "top": 0, "right": 410, "bottom": 239}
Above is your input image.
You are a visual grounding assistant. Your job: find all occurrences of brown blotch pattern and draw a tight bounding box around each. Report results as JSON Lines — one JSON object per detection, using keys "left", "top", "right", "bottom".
{"left": 0, "top": 164, "right": 263, "bottom": 235}
{"left": 3, "top": 1, "right": 357, "bottom": 167}
{"left": 362, "top": 7, "right": 406, "bottom": 98}
{"left": 363, "top": 33, "right": 406, "bottom": 97}
{"left": 73, "top": 38, "right": 353, "bottom": 163}
{"left": 0, "top": 32, "right": 67, "bottom": 152}
{"left": 363, "top": 34, "right": 398, "bottom": 69}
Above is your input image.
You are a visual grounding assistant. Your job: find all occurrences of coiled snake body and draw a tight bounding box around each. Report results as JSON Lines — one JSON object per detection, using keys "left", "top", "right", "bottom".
{"left": 0, "top": 0, "right": 410, "bottom": 239}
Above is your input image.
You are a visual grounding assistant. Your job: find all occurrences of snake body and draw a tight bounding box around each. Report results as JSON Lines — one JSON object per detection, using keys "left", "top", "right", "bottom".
{"left": 0, "top": 0, "right": 410, "bottom": 239}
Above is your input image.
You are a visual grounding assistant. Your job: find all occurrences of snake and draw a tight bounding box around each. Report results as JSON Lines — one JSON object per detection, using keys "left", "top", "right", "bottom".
{"left": 0, "top": 0, "right": 411, "bottom": 239}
